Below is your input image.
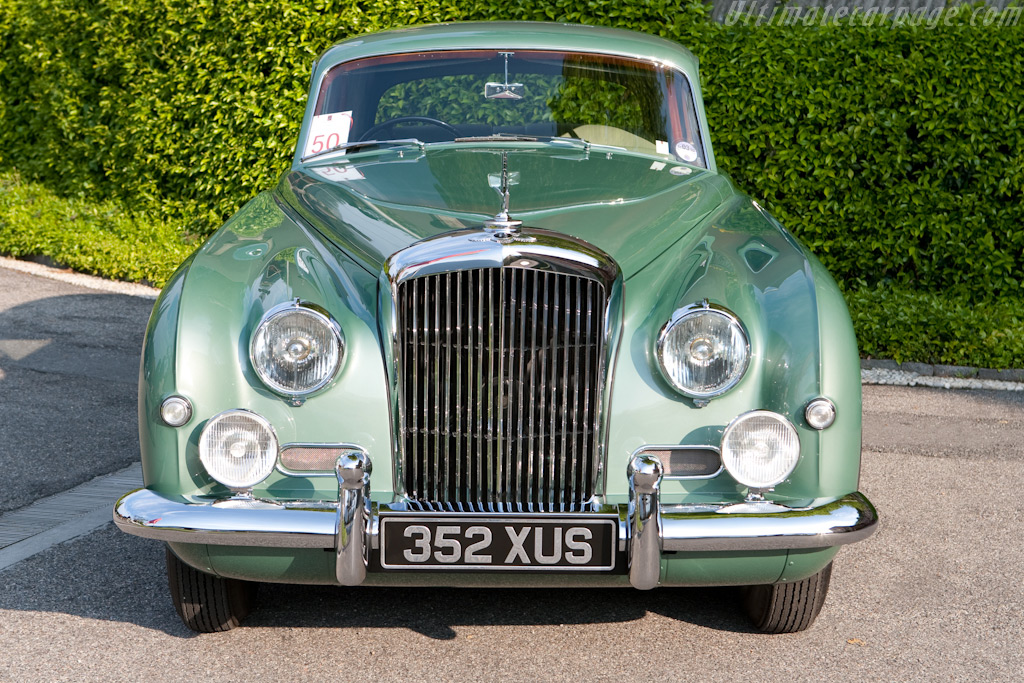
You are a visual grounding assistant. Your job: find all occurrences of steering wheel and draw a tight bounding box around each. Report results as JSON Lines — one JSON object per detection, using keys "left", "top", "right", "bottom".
{"left": 358, "top": 115, "right": 460, "bottom": 142}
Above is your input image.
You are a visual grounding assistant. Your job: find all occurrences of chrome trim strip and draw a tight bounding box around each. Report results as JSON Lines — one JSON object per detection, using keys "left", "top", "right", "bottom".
{"left": 627, "top": 454, "right": 664, "bottom": 590}
{"left": 335, "top": 450, "right": 372, "bottom": 586}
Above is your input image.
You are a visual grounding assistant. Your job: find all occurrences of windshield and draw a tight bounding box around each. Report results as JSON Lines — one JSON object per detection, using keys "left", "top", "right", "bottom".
{"left": 308, "top": 49, "right": 705, "bottom": 165}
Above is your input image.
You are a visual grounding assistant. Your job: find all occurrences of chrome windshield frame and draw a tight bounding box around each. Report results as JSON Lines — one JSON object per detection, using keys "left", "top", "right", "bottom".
{"left": 298, "top": 47, "right": 708, "bottom": 170}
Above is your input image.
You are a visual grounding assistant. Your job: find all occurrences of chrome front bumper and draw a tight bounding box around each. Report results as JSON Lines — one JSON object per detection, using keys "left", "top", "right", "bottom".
{"left": 114, "top": 454, "right": 878, "bottom": 590}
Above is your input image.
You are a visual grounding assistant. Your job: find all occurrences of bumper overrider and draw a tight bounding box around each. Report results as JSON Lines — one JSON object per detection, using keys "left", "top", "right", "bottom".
{"left": 113, "top": 452, "right": 878, "bottom": 589}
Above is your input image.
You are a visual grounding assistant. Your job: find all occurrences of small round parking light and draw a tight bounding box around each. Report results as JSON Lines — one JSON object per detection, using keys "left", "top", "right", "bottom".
{"left": 804, "top": 398, "right": 837, "bottom": 430}
{"left": 160, "top": 396, "right": 193, "bottom": 427}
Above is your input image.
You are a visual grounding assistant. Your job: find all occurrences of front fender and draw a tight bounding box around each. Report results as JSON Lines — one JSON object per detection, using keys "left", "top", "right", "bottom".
{"left": 605, "top": 196, "right": 860, "bottom": 504}
{"left": 139, "top": 192, "right": 394, "bottom": 502}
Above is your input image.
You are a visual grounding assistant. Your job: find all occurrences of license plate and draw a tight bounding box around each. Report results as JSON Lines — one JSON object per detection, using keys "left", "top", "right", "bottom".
{"left": 379, "top": 515, "right": 618, "bottom": 571}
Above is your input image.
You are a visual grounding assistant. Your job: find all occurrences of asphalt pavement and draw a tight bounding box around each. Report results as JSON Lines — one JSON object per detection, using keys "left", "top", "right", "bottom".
{"left": 0, "top": 266, "right": 154, "bottom": 513}
{"left": 0, "top": 264, "right": 1021, "bottom": 681}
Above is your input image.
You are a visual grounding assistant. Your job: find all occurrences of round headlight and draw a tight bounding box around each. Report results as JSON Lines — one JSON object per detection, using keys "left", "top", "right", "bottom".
{"left": 251, "top": 302, "right": 343, "bottom": 396}
{"left": 657, "top": 304, "right": 750, "bottom": 398}
{"left": 199, "top": 409, "right": 278, "bottom": 489}
{"left": 721, "top": 410, "right": 800, "bottom": 489}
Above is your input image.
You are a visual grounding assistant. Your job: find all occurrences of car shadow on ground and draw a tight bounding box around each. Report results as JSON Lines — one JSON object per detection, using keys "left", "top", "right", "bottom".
{"left": 0, "top": 526, "right": 754, "bottom": 639}
{"left": 250, "top": 582, "right": 752, "bottom": 639}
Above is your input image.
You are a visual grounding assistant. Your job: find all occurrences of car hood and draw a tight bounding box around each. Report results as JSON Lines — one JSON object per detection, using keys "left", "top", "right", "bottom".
{"left": 275, "top": 146, "right": 736, "bottom": 279}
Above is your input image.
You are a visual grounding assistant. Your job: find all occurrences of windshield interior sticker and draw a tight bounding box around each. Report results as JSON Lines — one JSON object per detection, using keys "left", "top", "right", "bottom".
{"left": 655, "top": 140, "right": 670, "bottom": 155}
{"left": 675, "top": 141, "right": 698, "bottom": 163}
{"left": 670, "top": 165, "right": 692, "bottom": 176}
{"left": 309, "top": 163, "right": 364, "bottom": 182}
{"left": 305, "top": 111, "right": 353, "bottom": 157}
{"left": 650, "top": 161, "right": 666, "bottom": 171}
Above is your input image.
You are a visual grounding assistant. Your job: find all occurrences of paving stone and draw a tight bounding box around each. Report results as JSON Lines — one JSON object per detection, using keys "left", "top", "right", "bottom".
{"left": 994, "top": 368, "right": 1024, "bottom": 382}
{"left": 900, "top": 362, "right": 933, "bottom": 376}
{"left": 932, "top": 365, "right": 978, "bottom": 378}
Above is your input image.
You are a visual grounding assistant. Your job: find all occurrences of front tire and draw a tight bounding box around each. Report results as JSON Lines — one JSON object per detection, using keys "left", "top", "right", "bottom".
{"left": 743, "top": 562, "right": 832, "bottom": 633}
{"left": 165, "top": 547, "right": 257, "bottom": 632}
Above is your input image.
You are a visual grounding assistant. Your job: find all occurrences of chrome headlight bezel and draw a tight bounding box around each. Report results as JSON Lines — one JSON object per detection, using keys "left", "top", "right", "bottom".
{"left": 249, "top": 300, "right": 344, "bottom": 398}
{"left": 655, "top": 302, "right": 751, "bottom": 400}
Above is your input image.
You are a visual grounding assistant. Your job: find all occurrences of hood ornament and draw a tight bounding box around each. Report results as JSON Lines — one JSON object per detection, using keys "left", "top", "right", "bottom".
{"left": 473, "top": 153, "right": 535, "bottom": 244}
{"left": 481, "top": 152, "right": 528, "bottom": 235}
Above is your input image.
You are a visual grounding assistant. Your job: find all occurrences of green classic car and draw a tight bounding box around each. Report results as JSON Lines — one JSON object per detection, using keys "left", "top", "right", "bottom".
{"left": 114, "top": 21, "right": 877, "bottom": 634}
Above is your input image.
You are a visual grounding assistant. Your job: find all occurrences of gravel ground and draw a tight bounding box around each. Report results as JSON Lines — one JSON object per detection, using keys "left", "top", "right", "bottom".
{"left": 862, "top": 368, "right": 1024, "bottom": 391}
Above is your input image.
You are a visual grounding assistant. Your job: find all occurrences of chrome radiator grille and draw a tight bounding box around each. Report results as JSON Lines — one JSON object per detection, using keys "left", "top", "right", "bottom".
{"left": 397, "top": 267, "right": 607, "bottom": 511}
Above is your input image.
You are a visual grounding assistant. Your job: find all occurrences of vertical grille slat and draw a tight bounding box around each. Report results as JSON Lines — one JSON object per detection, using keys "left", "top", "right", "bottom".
{"left": 515, "top": 268, "right": 527, "bottom": 508}
{"left": 505, "top": 270, "right": 517, "bottom": 508}
{"left": 546, "top": 273, "right": 559, "bottom": 511}
{"left": 431, "top": 275, "right": 440, "bottom": 502}
{"left": 486, "top": 268, "right": 496, "bottom": 505}
{"left": 582, "top": 280, "right": 594, "bottom": 497}
{"left": 539, "top": 273, "right": 549, "bottom": 508}
{"left": 411, "top": 278, "right": 420, "bottom": 497}
{"left": 454, "top": 271, "right": 463, "bottom": 501}
{"left": 475, "top": 269, "right": 485, "bottom": 504}
{"left": 570, "top": 278, "right": 581, "bottom": 505}
{"left": 399, "top": 266, "right": 606, "bottom": 511}
{"left": 443, "top": 273, "right": 453, "bottom": 501}
{"left": 527, "top": 273, "right": 539, "bottom": 508}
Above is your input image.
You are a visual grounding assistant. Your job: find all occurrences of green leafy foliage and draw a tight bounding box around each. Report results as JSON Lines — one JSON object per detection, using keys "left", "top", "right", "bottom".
{"left": 700, "top": 11, "right": 1024, "bottom": 302}
{"left": 377, "top": 74, "right": 560, "bottom": 126}
{"left": 0, "top": 172, "right": 192, "bottom": 287}
{"left": 1, "top": 0, "right": 1022, "bottom": 365}
{"left": 847, "top": 284, "right": 1024, "bottom": 369}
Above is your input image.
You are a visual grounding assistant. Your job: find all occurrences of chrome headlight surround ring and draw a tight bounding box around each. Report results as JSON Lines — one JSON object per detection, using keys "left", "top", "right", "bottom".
{"left": 655, "top": 301, "right": 751, "bottom": 400}
{"left": 249, "top": 300, "right": 345, "bottom": 399}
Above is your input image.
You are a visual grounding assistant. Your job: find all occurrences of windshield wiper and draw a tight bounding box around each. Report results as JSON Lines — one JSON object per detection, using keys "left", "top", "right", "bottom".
{"left": 301, "top": 138, "right": 424, "bottom": 163}
{"left": 452, "top": 135, "right": 628, "bottom": 154}
{"left": 453, "top": 134, "right": 538, "bottom": 143}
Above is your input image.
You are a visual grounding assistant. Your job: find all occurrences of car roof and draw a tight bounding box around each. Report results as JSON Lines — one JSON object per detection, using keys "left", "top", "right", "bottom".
{"left": 315, "top": 21, "right": 700, "bottom": 79}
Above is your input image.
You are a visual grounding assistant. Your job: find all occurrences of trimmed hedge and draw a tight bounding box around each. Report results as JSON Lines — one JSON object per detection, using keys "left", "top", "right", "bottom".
{"left": 1, "top": 1, "right": 1024, "bottom": 364}
{"left": 2, "top": 1, "right": 1022, "bottom": 296}
{"left": 848, "top": 285, "right": 1024, "bottom": 367}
